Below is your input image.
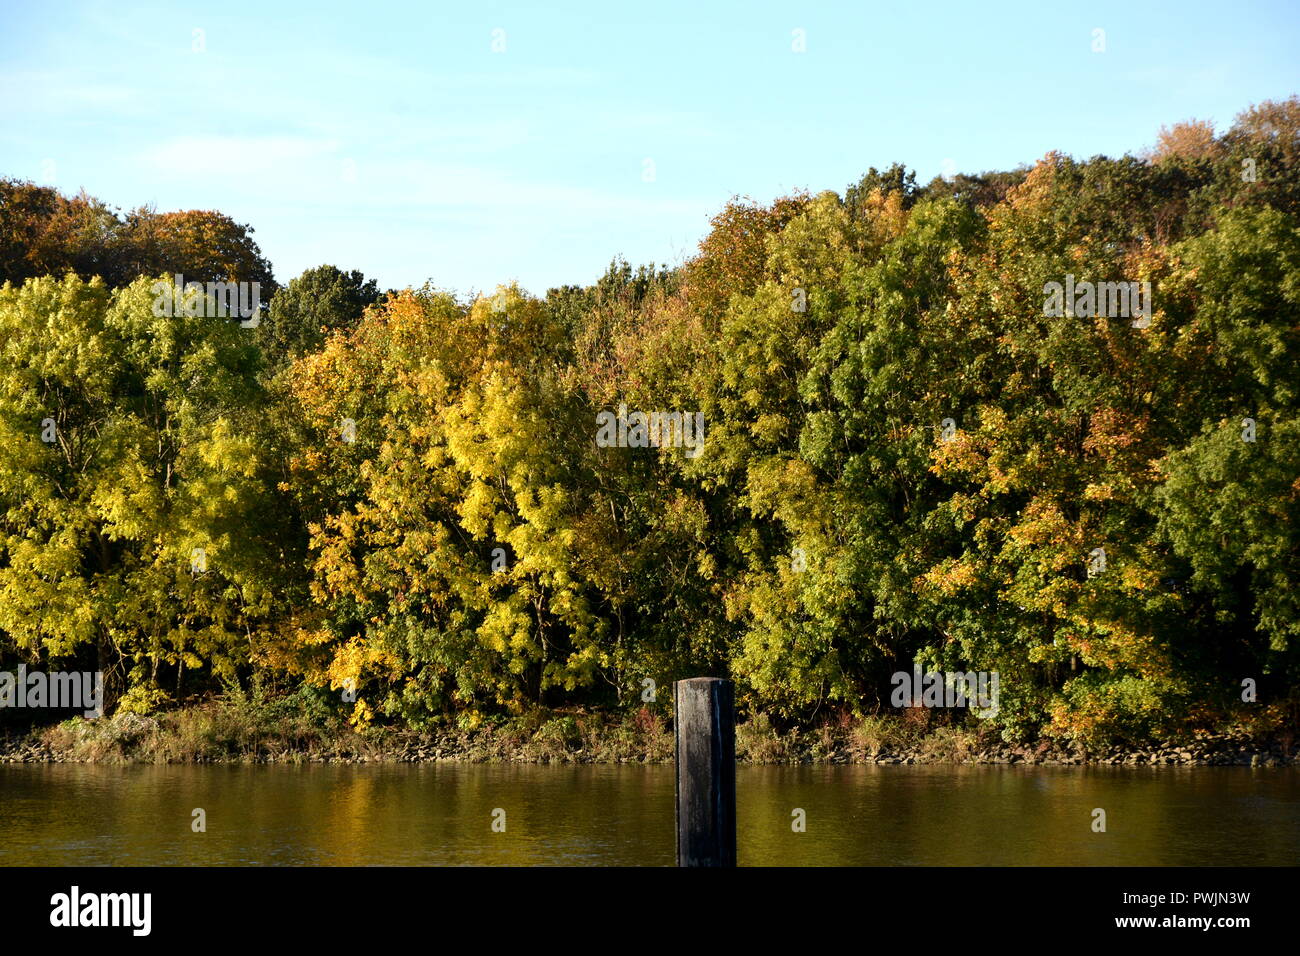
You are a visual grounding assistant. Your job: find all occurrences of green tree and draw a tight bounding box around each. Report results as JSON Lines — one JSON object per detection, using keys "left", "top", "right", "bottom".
{"left": 0, "top": 274, "right": 278, "bottom": 712}
{"left": 259, "top": 265, "right": 380, "bottom": 370}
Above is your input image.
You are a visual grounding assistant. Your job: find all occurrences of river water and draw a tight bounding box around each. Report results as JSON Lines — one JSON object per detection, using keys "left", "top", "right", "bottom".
{"left": 1, "top": 763, "right": 1295, "bottom": 865}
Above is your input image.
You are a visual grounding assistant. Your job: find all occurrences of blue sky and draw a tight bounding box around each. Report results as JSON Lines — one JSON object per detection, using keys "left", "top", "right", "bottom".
{"left": 2, "top": 0, "right": 1298, "bottom": 297}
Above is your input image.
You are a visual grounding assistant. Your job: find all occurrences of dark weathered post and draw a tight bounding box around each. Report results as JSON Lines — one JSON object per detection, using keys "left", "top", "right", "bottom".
{"left": 674, "top": 677, "right": 736, "bottom": 867}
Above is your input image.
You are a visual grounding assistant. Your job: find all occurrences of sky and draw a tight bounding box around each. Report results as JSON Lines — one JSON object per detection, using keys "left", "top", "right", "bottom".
{"left": 2, "top": 0, "right": 1298, "bottom": 298}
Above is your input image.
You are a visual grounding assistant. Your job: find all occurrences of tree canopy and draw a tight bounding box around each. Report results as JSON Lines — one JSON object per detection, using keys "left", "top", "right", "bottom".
{"left": 2, "top": 98, "right": 1297, "bottom": 745}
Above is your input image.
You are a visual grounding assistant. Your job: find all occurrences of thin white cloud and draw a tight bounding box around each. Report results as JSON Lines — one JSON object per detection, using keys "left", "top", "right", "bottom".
{"left": 139, "top": 135, "right": 341, "bottom": 176}
{"left": 0, "top": 71, "right": 138, "bottom": 113}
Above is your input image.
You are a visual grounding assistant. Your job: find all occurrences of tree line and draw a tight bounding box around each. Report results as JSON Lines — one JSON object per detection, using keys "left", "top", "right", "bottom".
{"left": 1, "top": 98, "right": 1297, "bottom": 744}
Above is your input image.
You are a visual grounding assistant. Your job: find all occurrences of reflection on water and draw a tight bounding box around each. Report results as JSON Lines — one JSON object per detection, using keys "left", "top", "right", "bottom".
{"left": 0, "top": 763, "right": 1294, "bottom": 866}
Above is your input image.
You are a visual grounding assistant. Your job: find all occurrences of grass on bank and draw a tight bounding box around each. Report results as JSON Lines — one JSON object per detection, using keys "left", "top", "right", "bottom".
{"left": 8, "top": 683, "right": 1293, "bottom": 765}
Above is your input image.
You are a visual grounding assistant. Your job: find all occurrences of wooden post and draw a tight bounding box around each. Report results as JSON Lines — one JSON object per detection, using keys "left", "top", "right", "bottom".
{"left": 674, "top": 677, "right": 736, "bottom": 867}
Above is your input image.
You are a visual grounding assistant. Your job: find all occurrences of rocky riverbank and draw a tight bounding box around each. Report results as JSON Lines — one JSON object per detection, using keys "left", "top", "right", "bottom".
{"left": 851, "top": 737, "right": 1295, "bottom": 767}
{"left": 1, "top": 705, "right": 1294, "bottom": 767}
